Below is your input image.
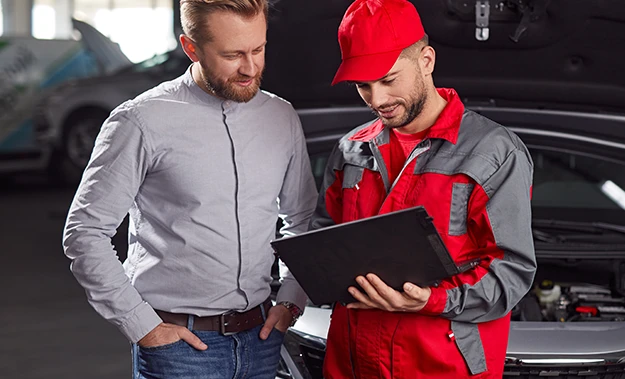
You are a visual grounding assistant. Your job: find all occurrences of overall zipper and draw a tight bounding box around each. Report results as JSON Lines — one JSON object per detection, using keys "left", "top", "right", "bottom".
{"left": 369, "top": 138, "right": 432, "bottom": 211}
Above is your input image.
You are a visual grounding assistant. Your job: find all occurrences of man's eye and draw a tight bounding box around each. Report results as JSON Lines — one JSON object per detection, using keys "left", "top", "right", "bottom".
{"left": 382, "top": 79, "right": 395, "bottom": 85}
{"left": 224, "top": 55, "right": 238, "bottom": 60}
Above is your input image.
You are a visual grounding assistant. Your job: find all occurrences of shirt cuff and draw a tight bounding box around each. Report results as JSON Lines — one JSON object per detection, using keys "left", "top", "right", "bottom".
{"left": 275, "top": 280, "right": 308, "bottom": 314}
{"left": 118, "top": 301, "right": 163, "bottom": 343}
{"left": 418, "top": 287, "right": 447, "bottom": 316}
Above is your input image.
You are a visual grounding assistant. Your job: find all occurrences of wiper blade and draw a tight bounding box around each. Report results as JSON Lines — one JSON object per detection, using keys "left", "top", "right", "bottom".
{"left": 532, "top": 219, "right": 625, "bottom": 244}
{"left": 533, "top": 219, "right": 625, "bottom": 234}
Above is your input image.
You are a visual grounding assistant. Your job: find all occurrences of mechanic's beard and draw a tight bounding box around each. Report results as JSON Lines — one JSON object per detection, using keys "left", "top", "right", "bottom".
{"left": 203, "top": 68, "right": 264, "bottom": 103}
{"left": 374, "top": 90, "right": 428, "bottom": 129}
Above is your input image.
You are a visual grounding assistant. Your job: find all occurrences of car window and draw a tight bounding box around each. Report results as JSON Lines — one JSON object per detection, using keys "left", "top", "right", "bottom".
{"left": 308, "top": 146, "right": 625, "bottom": 212}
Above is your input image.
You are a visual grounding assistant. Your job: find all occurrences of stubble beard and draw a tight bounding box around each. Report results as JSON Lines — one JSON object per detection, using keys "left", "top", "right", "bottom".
{"left": 374, "top": 87, "right": 428, "bottom": 129}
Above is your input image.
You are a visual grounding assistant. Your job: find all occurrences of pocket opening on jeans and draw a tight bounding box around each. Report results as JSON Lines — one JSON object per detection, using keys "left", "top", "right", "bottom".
{"left": 139, "top": 339, "right": 186, "bottom": 352}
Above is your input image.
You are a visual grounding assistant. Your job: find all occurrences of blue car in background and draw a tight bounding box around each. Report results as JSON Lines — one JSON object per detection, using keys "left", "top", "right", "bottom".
{"left": 0, "top": 19, "right": 131, "bottom": 179}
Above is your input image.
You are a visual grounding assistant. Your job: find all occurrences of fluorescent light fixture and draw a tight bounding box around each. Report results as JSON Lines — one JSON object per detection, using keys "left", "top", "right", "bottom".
{"left": 601, "top": 180, "right": 625, "bottom": 210}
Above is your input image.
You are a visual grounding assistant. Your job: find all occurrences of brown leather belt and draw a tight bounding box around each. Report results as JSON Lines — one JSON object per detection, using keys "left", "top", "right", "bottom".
{"left": 155, "top": 299, "right": 272, "bottom": 335}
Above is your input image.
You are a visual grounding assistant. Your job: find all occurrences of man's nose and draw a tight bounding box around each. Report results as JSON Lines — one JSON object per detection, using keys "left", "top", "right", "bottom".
{"left": 239, "top": 54, "right": 258, "bottom": 77}
{"left": 369, "top": 86, "right": 391, "bottom": 109}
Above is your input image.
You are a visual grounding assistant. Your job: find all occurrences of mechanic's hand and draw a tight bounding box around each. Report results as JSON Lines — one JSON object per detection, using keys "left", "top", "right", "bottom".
{"left": 138, "top": 323, "right": 208, "bottom": 350}
{"left": 259, "top": 305, "right": 292, "bottom": 340}
{"left": 346, "top": 273, "right": 431, "bottom": 312}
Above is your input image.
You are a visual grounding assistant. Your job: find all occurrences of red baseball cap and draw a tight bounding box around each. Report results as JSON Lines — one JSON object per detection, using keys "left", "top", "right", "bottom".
{"left": 332, "top": 0, "right": 425, "bottom": 85}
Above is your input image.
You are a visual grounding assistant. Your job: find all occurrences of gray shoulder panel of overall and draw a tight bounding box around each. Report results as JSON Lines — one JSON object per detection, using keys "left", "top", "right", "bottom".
{"left": 329, "top": 119, "right": 379, "bottom": 171}
{"left": 416, "top": 110, "right": 533, "bottom": 193}
{"left": 309, "top": 119, "right": 379, "bottom": 230}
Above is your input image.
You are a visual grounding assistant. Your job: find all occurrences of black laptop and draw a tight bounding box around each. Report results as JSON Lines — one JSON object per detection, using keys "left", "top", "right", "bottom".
{"left": 271, "top": 206, "right": 480, "bottom": 305}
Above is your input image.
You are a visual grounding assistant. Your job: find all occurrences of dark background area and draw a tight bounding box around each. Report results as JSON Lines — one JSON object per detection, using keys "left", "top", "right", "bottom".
{"left": 0, "top": 176, "right": 131, "bottom": 378}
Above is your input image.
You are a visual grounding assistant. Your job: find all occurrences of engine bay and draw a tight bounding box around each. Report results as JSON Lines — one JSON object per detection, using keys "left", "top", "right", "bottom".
{"left": 512, "top": 280, "right": 625, "bottom": 322}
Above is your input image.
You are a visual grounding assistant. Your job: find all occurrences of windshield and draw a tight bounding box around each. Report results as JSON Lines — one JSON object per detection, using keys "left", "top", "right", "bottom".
{"left": 531, "top": 148, "right": 625, "bottom": 211}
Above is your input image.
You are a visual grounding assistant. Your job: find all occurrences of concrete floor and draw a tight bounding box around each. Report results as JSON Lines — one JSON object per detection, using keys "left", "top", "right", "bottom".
{"left": 1, "top": 175, "right": 130, "bottom": 378}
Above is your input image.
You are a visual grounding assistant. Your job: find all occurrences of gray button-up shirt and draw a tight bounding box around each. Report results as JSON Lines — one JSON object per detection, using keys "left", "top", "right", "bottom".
{"left": 63, "top": 69, "right": 317, "bottom": 343}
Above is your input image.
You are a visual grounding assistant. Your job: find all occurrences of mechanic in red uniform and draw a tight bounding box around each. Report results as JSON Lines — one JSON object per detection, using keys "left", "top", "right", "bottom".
{"left": 310, "top": 0, "right": 537, "bottom": 377}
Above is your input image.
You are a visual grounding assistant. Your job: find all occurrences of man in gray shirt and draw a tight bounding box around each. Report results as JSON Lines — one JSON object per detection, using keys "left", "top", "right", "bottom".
{"left": 62, "top": 0, "right": 317, "bottom": 377}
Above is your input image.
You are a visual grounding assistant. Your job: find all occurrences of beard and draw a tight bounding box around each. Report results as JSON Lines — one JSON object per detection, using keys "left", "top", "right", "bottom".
{"left": 201, "top": 66, "right": 264, "bottom": 103}
{"left": 370, "top": 70, "right": 428, "bottom": 129}
{"left": 373, "top": 87, "right": 428, "bottom": 129}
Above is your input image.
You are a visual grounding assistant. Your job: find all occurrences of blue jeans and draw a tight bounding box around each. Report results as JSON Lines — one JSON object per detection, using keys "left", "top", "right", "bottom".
{"left": 131, "top": 323, "right": 285, "bottom": 379}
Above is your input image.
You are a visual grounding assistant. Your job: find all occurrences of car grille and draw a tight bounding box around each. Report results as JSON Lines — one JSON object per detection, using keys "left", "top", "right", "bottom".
{"left": 503, "top": 363, "right": 625, "bottom": 378}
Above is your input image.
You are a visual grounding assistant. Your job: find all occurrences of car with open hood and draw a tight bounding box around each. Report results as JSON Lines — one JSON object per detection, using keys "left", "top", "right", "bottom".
{"left": 0, "top": 18, "right": 131, "bottom": 178}
{"left": 262, "top": 0, "right": 625, "bottom": 378}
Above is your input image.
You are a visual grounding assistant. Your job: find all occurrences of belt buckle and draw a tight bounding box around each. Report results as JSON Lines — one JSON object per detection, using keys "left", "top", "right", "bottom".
{"left": 219, "top": 311, "right": 237, "bottom": 336}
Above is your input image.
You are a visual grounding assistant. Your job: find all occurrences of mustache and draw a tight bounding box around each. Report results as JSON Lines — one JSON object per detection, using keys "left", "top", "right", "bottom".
{"left": 229, "top": 73, "right": 262, "bottom": 83}
{"left": 372, "top": 101, "right": 403, "bottom": 113}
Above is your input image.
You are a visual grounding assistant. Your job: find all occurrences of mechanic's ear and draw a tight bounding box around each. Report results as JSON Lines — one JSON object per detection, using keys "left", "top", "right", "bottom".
{"left": 180, "top": 34, "right": 199, "bottom": 62}
{"left": 420, "top": 45, "right": 436, "bottom": 76}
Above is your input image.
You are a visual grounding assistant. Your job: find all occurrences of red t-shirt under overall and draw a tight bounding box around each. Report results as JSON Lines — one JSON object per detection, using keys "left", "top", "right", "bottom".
{"left": 388, "top": 128, "right": 429, "bottom": 184}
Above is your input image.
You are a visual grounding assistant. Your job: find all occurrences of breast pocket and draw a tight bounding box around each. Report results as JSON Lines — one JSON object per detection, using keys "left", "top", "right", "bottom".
{"left": 342, "top": 164, "right": 365, "bottom": 189}
{"left": 341, "top": 164, "right": 365, "bottom": 222}
{"left": 449, "top": 183, "right": 474, "bottom": 236}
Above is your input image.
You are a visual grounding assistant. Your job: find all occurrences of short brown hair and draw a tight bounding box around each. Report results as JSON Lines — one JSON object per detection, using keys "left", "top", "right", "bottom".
{"left": 399, "top": 34, "right": 430, "bottom": 62}
{"left": 181, "top": 0, "right": 268, "bottom": 44}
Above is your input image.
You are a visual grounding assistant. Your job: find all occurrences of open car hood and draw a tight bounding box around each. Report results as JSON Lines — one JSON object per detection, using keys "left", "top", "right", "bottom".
{"left": 264, "top": 0, "right": 625, "bottom": 112}
{"left": 71, "top": 18, "right": 132, "bottom": 74}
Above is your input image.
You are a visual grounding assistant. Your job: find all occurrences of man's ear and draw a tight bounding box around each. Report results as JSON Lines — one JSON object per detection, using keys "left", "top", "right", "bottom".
{"left": 180, "top": 34, "right": 199, "bottom": 62}
{"left": 420, "top": 46, "right": 436, "bottom": 76}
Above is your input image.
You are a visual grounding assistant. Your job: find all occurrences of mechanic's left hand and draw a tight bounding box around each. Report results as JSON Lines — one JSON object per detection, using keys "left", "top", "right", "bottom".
{"left": 259, "top": 304, "right": 292, "bottom": 340}
{"left": 346, "top": 273, "right": 431, "bottom": 312}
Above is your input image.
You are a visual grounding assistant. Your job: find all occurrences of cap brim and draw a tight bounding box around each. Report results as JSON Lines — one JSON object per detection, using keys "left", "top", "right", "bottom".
{"left": 331, "top": 48, "right": 403, "bottom": 86}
